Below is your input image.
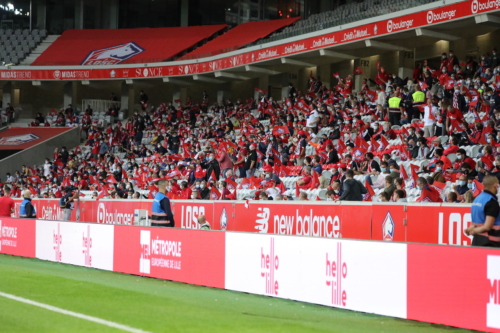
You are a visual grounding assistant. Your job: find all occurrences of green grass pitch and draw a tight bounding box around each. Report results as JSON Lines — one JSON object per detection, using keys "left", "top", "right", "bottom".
{"left": 0, "top": 254, "right": 470, "bottom": 332}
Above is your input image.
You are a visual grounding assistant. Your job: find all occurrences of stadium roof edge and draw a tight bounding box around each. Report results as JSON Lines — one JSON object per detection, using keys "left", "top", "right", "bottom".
{"left": 0, "top": 0, "right": 496, "bottom": 81}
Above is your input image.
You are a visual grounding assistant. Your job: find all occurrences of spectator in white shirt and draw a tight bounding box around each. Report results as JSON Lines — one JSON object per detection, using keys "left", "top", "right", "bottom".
{"left": 423, "top": 98, "right": 437, "bottom": 137}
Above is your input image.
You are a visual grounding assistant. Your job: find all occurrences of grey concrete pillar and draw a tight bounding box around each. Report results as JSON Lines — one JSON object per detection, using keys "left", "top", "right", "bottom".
{"left": 109, "top": 0, "right": 119, "bottom": 29}
{"left": 74, "top": 0, "right": 84, "bottom": 29}
{"left": 2, "top": 82, "right": 12, "bottom": 107}
{"left": 217, "top": 83, "right": 232, "bottom": 103}
{"left": 180, "top": 0, "right": 189, "bottom": 27}
{"left": 35, "top": 0, "right": 47, "bottom": 30}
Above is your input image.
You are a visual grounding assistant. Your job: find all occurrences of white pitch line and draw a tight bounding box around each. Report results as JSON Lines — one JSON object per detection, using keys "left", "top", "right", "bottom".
{"left": 0, "top": 291, "right": 152, "bottom": 333}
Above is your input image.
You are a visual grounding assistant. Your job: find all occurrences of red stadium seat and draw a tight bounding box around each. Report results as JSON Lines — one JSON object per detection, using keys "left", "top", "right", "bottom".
{"left": 178, "top": 17, "right": 300, "bottom": 60}
{"left": 32, "top": 26, "right": 227, "bottom": 66}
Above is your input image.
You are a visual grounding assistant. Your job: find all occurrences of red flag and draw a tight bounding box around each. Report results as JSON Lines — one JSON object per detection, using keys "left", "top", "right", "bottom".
{"left": 254, "top": 88, "right": 267, "bottom": 94}
{"left": 332, "top": 72, "right": 340, "bottom": 79}
{"left": 481, "top": 156, "right": 494, "bottom": 172}
{"left": 416, "top": 187, "right": 442, "bottom": 202}
{"left": 61, "top": 177, "right": 71, "bottom": 187}
{"left": 418, "top": 80, "right": 428, "bottom": 89}
{"left": 354, "top": 136, "right": 369, "bottom": 150}
{"left": 472, "top": 179, "right": 484, "bottom": 197}
{"left": 431, "top": 181, "right": 446, "bottom": 196}
{"left": 237, "top": 178, "right": 253, "bottom": 190}
{"left": 148, "top": 185, "right": 159, "bottom": 199}
{"left": 106, "top": 174, "right": 117, "bottom": 184}
{"left": 351, "top": 147, "right": 367, "bottom": 162}
{"left": 272, "top": 126, "right": 290, "bottom": 136}
{"left": 379, "top": 136, "right": 390, "bottom": 151}
{"left": 208, "top": 169, "right": 218, "bottom": 182}
{"left": 309, "top": 170, "right": 320, "bottom": 190}
{"left": 370, "top": 137, "right": 380, "bottom": 151}
{"left": 225, "top": 178, "right": 238, "bottom": 192}
{"left": 29, "top": 176, "right": 41, "bottom": 183}
{"left": 279, "top": 165, "right": 290, "bottom": 177}
{"left": 363, "top": 181, "right": 375, "bottom": 201}
{"left": 353, "top": 66, "right": 363, "bottom": 75}
{"left": 399, "top": 146, "right": 410, "bottom": 161}
{"left": 97, "top": 185, "right": 110, "bottom": 200}
{"left": 210, "top": 187, "right": 221, "bottom": 200}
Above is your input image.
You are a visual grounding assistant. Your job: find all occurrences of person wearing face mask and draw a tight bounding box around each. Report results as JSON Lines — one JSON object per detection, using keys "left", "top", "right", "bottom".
{"left": 466, "top": 175, "right": 500, "bottom": 247}
{"left": 454, "top": 174, "right": 470, "bottom": 197}
{"left": 201, "top": 152, "right": 221, "bottom": 182}
{"left": 440, "top": 52, "right": 448, "bottom": 71}
{"left": 484, "top": 87, "right": 500, "bottom": 115}
{"left": 431, "top": 160, "right": 447, "bottom": 183}
{"left": 446, "top": 51, "right": 459, "bottom": 73}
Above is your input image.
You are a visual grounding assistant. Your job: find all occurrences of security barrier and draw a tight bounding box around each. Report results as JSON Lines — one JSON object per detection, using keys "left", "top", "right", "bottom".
{"left": 15, "top": 198, "right": 473, "bottom": 246}
{"left": 1, "top": 217, "right": 499, "bottom": 332}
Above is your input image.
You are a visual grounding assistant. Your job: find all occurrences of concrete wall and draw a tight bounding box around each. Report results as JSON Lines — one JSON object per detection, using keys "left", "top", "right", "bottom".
{"left": 0, "top": 127, "right": 80, "bottom": 177}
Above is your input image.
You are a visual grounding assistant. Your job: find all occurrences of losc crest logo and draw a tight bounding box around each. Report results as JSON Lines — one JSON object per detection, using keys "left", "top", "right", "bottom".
{"left": 220, "top": 207, "right": 228, "bottom": 230}
{"left": 487, "top": 255, "right": 500, "bottom": 329}
{"left": 139, "top": 230, "right": 151, "bottom": 274}
{"left": 82, "top": 225, "right": 92, "bottom": 267}
{"left": 0, "top": 133, "right": 40, "bottom": 146}
{"left": 261, "top": 237, "right": 279, "bottom": 295}
{"left": 82, "top": 42, "right": 144, "bottom": 65}
{"left": 382, "top": 212, "right": 395, "bottom": 241}
{"left": 326, "top": 242, "right": 347, "bottom": 306}
{"left": 255, "top": 207, "right": 270, "bottom": 233}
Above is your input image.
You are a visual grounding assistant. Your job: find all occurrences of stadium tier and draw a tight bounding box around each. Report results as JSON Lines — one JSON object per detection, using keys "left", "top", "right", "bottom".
{"left": 178, "top": 17, "right": 300, "bottom": 60}
{"left": 31, "top": 25, "right": 228, "bottom": 66}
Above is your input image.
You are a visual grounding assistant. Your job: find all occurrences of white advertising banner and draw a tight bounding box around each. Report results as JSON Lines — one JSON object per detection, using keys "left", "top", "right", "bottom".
{"left": 36, "top": 220, "right": 114, "bottom": 271}
{"left": 225, "top": 233, "right": 407, "bottom": 318}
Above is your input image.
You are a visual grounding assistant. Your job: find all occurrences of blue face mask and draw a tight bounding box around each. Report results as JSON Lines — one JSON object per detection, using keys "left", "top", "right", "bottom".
{"left": 436, "top": 167, "right": 442, "bottom": 172}
{"left": 417, "top": 185, "right": 424, "bottom": 190}
{"left": 459, "top": 180, "right": 466, "bottom": 186}
{"left": 381, "top": 168, "right": 387, "bottom": 172}
{"left": 467, "top": 183, "right": 473, "bottom": 189}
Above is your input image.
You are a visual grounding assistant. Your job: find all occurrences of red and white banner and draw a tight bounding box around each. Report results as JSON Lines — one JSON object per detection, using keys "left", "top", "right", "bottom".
{"left": 113, "top": 225, "right": 225, "bottom": 288}
{"left": 2, "top": 217, "right": 500, "bottom": 332}
{"left": 0, "top": 0, "right": 497, "bottom": 81}
{"left": 225, "top": 233, "right": 408, "bottom": 318}
{"left": 0, "top": 218, "right": 35, "bottom": 257}
{"left": 35, "top": 220, "right": 114, "bottom": 270}
{"left": 407, "top": 244, "right": 500, "bottom": 332}
{"left": 17, "top": 199, "right": 474, "bottom": 245}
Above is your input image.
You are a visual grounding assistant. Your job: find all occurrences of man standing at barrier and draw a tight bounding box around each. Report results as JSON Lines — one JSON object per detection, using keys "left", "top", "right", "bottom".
{"left": 0, "top": 185, "right": 14, "bottom": 217}
{"left": 466, "top": 175, "right": 500, "bottom": 247}
{"left": 60, "top": 187, "right": 79, "bottom": 221}
{"left": 19, "top": 190, "right": 36, "bottom": 218}
{"left": 151, "top": 180, "right": 175, "bottom": 227}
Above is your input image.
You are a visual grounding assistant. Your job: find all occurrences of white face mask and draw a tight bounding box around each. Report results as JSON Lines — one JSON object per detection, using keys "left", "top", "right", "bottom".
{"left": 200, "top": 184, "right": 205, "bottom": 189}
{"left": 191, "top": 195, "right": 197, "bottom": 199}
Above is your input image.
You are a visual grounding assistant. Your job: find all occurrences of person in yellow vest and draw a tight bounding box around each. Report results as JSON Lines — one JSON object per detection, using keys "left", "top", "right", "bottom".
{"left": 411, "top": 85, "right": 426, "bottom": 123}
{"left": 388, "top": 92, "right": 404, "bottom": 126}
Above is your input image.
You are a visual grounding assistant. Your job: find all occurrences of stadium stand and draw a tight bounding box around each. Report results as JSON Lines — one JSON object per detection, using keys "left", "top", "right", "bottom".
{"left": 3, "top": 56, "right": 499, "bottom": 204}
{"left": 31, "top": 25, "right": 228, "bottom": 66}
{"left": 0, "top": 28, "right": 48, "bottom": 65}
{"left": 255, "top": 0, "right": 439, "bottom": 45}
{"left": 177, "top": 17, "right": 301, "bottom": 60}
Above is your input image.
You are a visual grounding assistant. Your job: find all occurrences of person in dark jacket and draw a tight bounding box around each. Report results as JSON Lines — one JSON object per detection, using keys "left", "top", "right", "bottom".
{"left": 326, "top": 144, "right": 339, "bottom": 164}
{"left": 201, "top": 153, "right": 221, "bottom": 181}
{"left": 337, "top": 170, "right": 366, "bottom": 201}
{"left": 60, "top": 146, "right": 69, "bottom": 166}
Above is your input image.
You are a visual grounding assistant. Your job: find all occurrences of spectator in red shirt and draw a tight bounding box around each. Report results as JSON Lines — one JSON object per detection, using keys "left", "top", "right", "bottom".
{"left": 443, "top": 136, "right": 460, "bottom": 155}
{"left": 296, "top": 166, "right": 313, "bottom": 191}
{"left": 0, "top": 185, "right": 14, "bottom": 217}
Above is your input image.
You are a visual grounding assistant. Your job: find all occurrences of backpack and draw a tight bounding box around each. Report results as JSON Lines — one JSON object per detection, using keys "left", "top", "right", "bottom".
{"left": 59, "top": 195, "right": 71, "bottom": 209}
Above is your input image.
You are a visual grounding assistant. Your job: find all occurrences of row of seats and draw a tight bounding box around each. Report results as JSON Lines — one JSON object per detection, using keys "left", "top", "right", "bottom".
{"left": 255, "top": 0, "right": 438, "bottom": 46}
{"left": 0, "top": 29, "right": 47, "bottom": 65}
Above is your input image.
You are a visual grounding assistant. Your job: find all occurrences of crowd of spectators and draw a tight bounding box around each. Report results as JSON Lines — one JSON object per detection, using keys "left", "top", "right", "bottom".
{"left": 1, "top": 50, "right": 500, "bottom": 203}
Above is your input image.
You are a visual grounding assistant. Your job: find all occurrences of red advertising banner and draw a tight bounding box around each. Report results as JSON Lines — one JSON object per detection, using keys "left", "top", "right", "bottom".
{"left": 0, "top": 0, "right": 495, "bottom": 81}
{"left": 19, "top": 198, "right": 476, "bottom": 245}
{"left": 0, "top": 218, "right": 36, "bottom": 258}
{"left": 113, "top": 225, "right": 225, "bottom": 288}
{"left": 407, "top": 244, "right": 500, "bottom": 332}
{"left": 406, "top": 204, "right": 472, "bottom": 246}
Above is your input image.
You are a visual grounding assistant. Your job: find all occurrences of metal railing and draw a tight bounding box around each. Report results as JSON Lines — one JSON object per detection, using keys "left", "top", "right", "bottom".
{"left": 82, "top": 99, "right": 121, "bottom": 114}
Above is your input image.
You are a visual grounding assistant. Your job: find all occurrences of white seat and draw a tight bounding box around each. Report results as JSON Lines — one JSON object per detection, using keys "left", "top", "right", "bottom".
{"left": 447, "top": 153, "right": 457, "bottom": 163}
